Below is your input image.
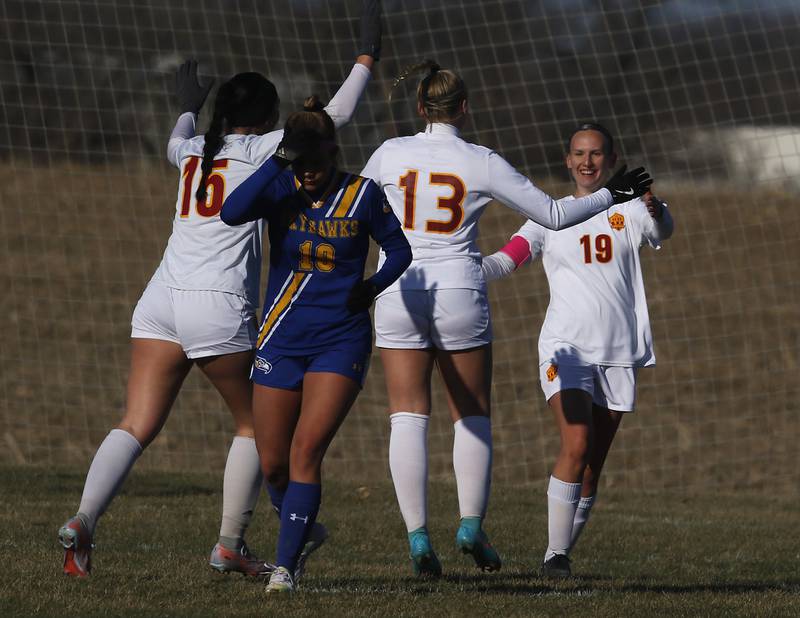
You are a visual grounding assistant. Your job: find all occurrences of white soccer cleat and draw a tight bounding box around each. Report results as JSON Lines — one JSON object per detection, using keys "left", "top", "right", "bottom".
{"left": 265, "top": 566, "right": 295, "bottom": 594}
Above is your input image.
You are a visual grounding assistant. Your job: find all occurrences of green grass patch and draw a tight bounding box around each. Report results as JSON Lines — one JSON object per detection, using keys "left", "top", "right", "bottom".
{"left": 2, "top": 465, "right": 798, "bottom": 616}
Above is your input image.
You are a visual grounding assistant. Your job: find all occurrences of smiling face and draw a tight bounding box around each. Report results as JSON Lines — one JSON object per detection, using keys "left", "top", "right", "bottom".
{"left": 566, "top": 129, "right": 617, "bottom": 196}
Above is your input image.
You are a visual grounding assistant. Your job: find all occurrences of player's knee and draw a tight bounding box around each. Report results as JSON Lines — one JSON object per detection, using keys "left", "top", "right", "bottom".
{"left": 115, "top": 422, "right": 154, "bottom": 449}
{"left": 560, "top": 434, "right": 592, "bottom": 467}
{"left": 262, "top": 459, "right": 289, "bottom": 488}
{"left": 289, "top": 440, "right": 325, "bottom": 476}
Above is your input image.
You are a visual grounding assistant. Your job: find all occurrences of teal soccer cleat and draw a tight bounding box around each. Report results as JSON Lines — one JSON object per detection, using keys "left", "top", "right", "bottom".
{"left": 408, "top": 527, "right": 442, "bottom": 578}
{"left": 455, "top": 517, "right": 502, "bottom": 572}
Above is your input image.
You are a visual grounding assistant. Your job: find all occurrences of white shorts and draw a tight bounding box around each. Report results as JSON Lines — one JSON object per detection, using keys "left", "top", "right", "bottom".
{"left": 375, "top": 289, "right": 492, "bottom": 351}
{"left": 131, "top": 281, "right": 257, "bottom": 359}
{"left": 539, "top": 361, "right": 639, "bottom": 412}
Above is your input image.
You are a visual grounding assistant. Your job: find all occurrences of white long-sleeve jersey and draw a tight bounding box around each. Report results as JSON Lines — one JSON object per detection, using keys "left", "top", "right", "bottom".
{"left": 360, "top": 123, "right": 614, "bottom": 294}
{"left": 512, "top": 196, "right": 674, "bottom": 367}
{"left": 150, "top": 63, "right": 372, "bottom": 306}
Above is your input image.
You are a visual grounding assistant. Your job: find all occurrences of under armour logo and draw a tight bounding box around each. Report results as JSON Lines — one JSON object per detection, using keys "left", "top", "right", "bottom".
{"left": 289, "top": 513, "right": 308, "bottom": 523}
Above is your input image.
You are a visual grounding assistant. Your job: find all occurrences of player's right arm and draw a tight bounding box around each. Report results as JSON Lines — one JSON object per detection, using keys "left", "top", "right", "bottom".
{"left": 222, "top": 130, "right": 325, "bottom": 225}
{"left": 220, "top": 159, "right": 293, "bottom": 226}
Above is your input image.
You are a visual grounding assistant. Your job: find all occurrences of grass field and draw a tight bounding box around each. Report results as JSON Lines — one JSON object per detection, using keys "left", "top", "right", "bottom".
{"left": 2, "top": 465, "right": 798, "bottom": 617}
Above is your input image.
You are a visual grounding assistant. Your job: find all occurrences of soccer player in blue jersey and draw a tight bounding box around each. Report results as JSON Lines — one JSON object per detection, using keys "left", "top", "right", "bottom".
{"left": 221, "top": 97, "right": 412, "bottom": 593}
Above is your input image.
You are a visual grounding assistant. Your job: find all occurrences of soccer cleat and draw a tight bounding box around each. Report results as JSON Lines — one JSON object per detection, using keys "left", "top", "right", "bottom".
{"left": 408, "top": 528, "right": 442, "bottom": 578}
{"left": 294, "top": 522, "right": 328, "bottom": 582}
{"left": 455, "top": 518, "right": 502, "bottom": 572}
{"left": 209, "top": 542, "right": 275, "bottom": 577}
{"left": 265, "top": 566, "right": 295, "bottom": 594}
{"left": 58, "top": 515, "right": 93, "bottom": 577}
{"left": 541, "top": 553, "right": 571, "bottom": 579}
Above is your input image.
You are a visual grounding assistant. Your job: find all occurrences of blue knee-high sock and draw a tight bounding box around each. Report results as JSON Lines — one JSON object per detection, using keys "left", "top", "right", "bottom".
{"left": 267, "top": 483, "right": 285, "bottom": 517}
{"left": 276, "top": 481, "right": 321, "bottom": 572}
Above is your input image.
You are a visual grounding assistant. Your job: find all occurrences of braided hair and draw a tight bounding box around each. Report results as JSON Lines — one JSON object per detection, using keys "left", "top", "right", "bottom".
{"left": 391, "top": 60, "right": 467, "bottom": 124}
{"left": 196, "top": 73, "right": 278, "bottom": 202}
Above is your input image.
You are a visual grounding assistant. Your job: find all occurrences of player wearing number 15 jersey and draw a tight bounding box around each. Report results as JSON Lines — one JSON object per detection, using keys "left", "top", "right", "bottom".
{"left": 482, "top": 123, "right": 674, "bottom": 578}
{"left": 57, "top": 1, "right": 382, "bottom": 579}
{"left": 360, "top": 62, "right": 653, "bottom": 578}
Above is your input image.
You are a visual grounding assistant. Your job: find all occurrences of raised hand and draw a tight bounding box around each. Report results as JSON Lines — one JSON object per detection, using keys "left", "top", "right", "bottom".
{"left": 175, "top": 59, "right": 214, "bottom": 115}
{"left": 357, "top": 0, "right": 382, "bottom": 60}
{"left": 604, "top": 165, "right": 653, "bottom": 205}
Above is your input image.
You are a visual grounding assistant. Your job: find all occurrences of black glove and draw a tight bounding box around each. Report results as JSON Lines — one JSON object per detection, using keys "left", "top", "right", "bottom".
{"left": 347, "top": 279, "right": 379, "bottom": 313}
{"left": 274, "top": 129, "right": 326, "bottom": 167}
{"left": 175, "top": 59, "right": 214, "bottom": 115}
{"left": 606, "top": 165, "right": 653, "bottom": 204}
{"left": 604, "top": 165, "right": 653, "bottom": 204}
{"left": 357, "top": 0, "right": 382, "bottom": 60}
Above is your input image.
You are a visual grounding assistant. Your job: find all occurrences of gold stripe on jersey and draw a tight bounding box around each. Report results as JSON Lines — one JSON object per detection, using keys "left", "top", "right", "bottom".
{"left": 256, "top": 272, "right": 309, "bottom": 349}
{"left": 332, "top": 176, "right": 366, "bottom": 218}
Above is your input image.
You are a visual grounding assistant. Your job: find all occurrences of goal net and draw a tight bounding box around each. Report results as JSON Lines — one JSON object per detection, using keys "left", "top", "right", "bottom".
{"left": 2, "top": 0, "right": 799, "bottom": 493}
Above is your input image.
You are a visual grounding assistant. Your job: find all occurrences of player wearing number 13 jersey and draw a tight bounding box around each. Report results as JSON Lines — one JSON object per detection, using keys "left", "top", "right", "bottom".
{"left": 360, "top": 62, "right": 653, "bottom": 578}
{"left": 57, "top": 1, "right": 382, "bottom": 580}
{"left": 483, "top": 123, "right": 674, "bottom": 578}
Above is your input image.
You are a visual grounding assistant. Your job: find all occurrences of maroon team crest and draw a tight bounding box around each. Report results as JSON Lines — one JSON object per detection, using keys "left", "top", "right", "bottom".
{"left": 609, "top": 213, "right": 625, "bottom": 231}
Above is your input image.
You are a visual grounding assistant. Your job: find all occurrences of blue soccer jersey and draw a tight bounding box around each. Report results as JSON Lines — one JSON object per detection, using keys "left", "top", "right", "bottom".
{"left": 221, "top": 158, "right": 411, "bottom": 357}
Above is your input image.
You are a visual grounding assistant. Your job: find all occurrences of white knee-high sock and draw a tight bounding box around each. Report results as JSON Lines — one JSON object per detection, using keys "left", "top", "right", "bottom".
{"left": 544, "top": 475, "right": 582, "bottom": 561}
{"left": 77, "top": 429, "right": 142, "bottom": 534}
{"left": 389, "top": 412, "right": 429, "bottom": 532}
{"left": 218, "top": 436, "right": 263, "bottom": 549}
{"left": 452, "top": 416, "right": 492, "bottom": 519}
{"left": 569, "top": 494, "right": 596, "bottom": 553}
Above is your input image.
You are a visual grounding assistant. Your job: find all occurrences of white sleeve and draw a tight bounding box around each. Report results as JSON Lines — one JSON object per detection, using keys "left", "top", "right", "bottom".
{"left": 481, "top": 252, "right": 517, "bottom": 282}
{"left": 360, "top": 144, "right": 383, "bottom": 184}
{"left": 487, "top": 152, "right": 613, "bottom": 230}
{"left": 166, "top": 112, "right": 196, "bottom": 167}
{"left": 324, "top": 63, "right": 372, "bottom": 129}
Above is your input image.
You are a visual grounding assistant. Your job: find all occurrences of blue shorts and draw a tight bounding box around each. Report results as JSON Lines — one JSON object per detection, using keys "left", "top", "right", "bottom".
{"left": 251, "top": 348, "right": 371, "bottom": 390}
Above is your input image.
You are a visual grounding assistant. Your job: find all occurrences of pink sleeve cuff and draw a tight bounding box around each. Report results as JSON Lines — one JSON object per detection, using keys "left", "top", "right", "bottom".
{"left": 499, "top": 235, "right": 532, "bottom": 267}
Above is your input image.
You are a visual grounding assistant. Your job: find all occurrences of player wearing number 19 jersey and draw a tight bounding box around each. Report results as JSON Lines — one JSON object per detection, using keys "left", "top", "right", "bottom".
{"left": 482, "top": 123, "right": 674, "bottom": 578}
{"left": 360, "top": 63, "right": 652, "bottom": 578}
{"left": 57, "top": 5, "right": 380, "bottom": 577}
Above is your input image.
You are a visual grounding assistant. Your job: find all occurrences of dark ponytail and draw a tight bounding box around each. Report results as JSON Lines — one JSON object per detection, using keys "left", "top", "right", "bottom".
{"left": 196, "top": 82, "right": 233, "bottom": 202}
{"left": 195, "top": 72, "right": 279, "bottom": 203}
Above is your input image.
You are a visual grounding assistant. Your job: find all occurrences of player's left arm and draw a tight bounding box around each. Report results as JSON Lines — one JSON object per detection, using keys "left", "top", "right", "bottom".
{"left": 167, "top": 59, "right": 214, "bottom": 167}
{"left": 347, "top": 183, "right": 412, "bottom": 313}
{"left": 324, "top": 0, "right": 382, "bottom": 129}
{"left": 640, "top": 191, "right": 674, "bottom": 246}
